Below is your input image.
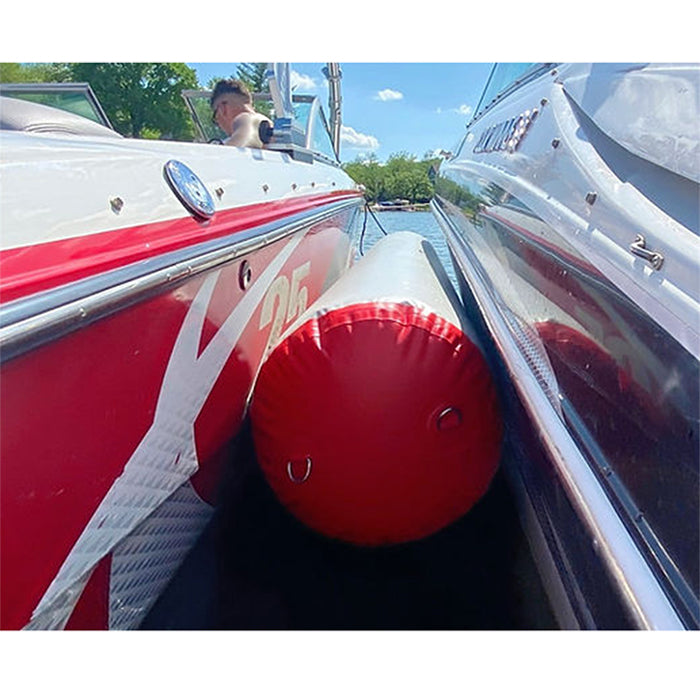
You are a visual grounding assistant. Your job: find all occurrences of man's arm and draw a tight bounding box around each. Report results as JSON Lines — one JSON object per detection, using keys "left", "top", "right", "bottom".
{"left": 224, "top": 112, "right": 260, "bottom": 148}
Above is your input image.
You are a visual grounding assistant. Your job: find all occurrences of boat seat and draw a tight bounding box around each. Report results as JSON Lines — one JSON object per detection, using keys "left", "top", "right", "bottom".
{"left": 0, "top": 96, "right": 122, "bottom": 138}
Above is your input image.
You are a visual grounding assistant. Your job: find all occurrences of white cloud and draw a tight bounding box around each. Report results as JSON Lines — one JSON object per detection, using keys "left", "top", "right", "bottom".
{"left": 435, "top": 105, "right": 473, "bottom": 117}
{"left": 436, "top": 104, "right": 473, "bottom": 116}
{"left": 374, "top": 88, "right": 403, "bottom": 102}
{"left": 340, "top": 125, "right": 379, "bottom": 150}
{"left": 290, "top": 70, "right": 317, "bottom": 91}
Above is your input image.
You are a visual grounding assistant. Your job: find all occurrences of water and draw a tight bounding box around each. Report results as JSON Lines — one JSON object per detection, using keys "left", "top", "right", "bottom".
{"left": 358, "top": 209, "right": 459, "bottom": 288}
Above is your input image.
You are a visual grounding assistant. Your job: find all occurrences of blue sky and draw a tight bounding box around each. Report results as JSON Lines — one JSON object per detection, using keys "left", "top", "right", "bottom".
{"left": 188, "top": 63, "right": 493, "bottom": 163}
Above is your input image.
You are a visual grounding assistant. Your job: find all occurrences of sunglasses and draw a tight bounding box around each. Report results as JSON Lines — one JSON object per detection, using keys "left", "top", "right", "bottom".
{"left": 211, "top": 101, "right": 227, "bottom": 124}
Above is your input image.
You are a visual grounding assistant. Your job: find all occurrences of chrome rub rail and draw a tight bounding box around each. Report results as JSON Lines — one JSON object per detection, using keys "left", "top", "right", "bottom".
{"left": 0, "top": 198, "right": 362, "bottom": 362}
{"left": 431, "top": 199, "right": 686, "bottom": 630}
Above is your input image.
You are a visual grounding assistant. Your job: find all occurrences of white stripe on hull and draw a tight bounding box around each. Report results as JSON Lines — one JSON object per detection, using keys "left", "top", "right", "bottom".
{"left": 24, "top": 229, "right": 305, "bottom": 629}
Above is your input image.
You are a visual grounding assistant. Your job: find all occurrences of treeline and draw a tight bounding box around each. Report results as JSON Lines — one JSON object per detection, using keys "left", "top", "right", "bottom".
{"left": 343, "top": 153, "right": 441, "bottom": 204}
{"left": 0, "top": 62, "right": 267, "bottom": 141}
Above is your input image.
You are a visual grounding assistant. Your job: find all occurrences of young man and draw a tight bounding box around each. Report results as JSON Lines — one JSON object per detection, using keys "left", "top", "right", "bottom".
{"left": 210, "top": 79, "right": 271, "bottom": 148}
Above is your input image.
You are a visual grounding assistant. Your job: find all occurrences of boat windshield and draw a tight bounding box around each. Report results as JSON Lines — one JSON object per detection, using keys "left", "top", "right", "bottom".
{"left": 182, "top": 90, "right": 338, "bottom": 162}
{"left": 0, "top": 83, "right": 113, "bottom": 128}
{"left": 472, "top": 64, "right": 554, "bottom": 122}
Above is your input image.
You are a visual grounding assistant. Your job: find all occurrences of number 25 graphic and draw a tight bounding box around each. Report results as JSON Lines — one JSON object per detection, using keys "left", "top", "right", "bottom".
{"left": 259, "top": 262, "right": 311, "bottom": 353}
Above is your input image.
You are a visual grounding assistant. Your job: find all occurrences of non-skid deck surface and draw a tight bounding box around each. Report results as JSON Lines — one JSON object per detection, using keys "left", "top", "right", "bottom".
{"left": 142, "top": 426, "right": 556, "bottom": 630}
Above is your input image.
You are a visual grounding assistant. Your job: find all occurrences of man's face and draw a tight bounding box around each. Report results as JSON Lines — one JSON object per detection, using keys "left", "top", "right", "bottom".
{"left": 212, "top": 97, "right": 237, "bottom": 136}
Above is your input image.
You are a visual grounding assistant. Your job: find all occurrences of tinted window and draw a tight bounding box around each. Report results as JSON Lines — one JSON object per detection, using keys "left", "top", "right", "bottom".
{"left": 475, "top": 63, "right": 542, "bottom": 117}
{"left": 1, "top": 88, "right": 107, "bottom": 125}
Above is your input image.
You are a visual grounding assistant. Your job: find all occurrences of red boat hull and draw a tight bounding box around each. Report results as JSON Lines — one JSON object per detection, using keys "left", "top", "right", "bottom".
{"left": 0, "top": 196, "right": 361, "bottom": 629}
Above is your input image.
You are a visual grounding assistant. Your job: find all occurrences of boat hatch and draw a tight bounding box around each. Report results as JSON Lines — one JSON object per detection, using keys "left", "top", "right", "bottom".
{"left": 181, "top": 90, "right": 339, "bottom": 164}
{"left": 0, "top": 82, "right": 113, "bottom": 129}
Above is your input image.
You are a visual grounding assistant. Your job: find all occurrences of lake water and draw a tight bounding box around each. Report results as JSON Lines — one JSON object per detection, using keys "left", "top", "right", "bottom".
{"left": 357, "top": 208, "right": 459, "bottom": 288}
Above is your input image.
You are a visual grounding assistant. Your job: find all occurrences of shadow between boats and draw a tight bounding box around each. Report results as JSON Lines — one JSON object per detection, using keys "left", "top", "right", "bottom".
{"left": 142, "top": 417, "right": 556, "bottom": 631}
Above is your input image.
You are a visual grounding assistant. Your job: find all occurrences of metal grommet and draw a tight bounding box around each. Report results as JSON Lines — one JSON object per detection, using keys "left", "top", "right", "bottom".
{"left": 238, "top": 260, "right": 252, "bottom": 290}
{"left": 287, "top": 457, "right": 312, "bottom": 484}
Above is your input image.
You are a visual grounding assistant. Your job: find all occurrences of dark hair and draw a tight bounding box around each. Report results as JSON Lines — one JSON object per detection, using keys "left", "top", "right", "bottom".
{"left": 210, "top": 79, "right": 252, "bottom": 106}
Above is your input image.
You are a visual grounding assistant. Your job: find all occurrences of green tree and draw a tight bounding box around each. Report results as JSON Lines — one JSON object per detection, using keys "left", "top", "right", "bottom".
{"left": 68, "top": 63, "right": 198, "bottom": 140}
{"left": 205, "top": 63, "right": 272, "bottom": 118}
{"left": 0, "top": 62, "right": 72, "bottom": 83}
{"left": 236, "top": 63, "right": 273, "bottom": 118}
{"left": 204, "top": 63, "right": 269, "bottom": 91}
{"left": 344, "top": 157, "right": 383, "bottom": 202}
{"left": 344, "top": 152, "right": 437, "bottom": 204}
{"left": 205, "top": 75, "right": 226, "bottom": 90}
{"left": 235, "top": 63, "right": 269, "bottom": 92}
{"left": 0, "top": 63, "right": 27, "bottom": 82}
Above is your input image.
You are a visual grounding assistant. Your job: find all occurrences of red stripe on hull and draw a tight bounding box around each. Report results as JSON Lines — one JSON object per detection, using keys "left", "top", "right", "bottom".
{"left": 0, "top": 191, "right": 358, "bottom": 303}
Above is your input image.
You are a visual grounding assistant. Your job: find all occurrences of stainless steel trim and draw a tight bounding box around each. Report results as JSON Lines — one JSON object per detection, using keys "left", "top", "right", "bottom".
{"left": 163, "top": 160, "right": 216, "bottom": 219}
{"left": 324, "top": 63, "right": 343, "bottom": 160}
{"left": 630, "top": 234, "right": 664, "bottom": 271}
{"left": 0, "top": 198, "right": 362, "bottom": 361}
{"left": 432, "top": 199, "right": 686, "bottom": 630}
{"left": 287, "top": 458, "right": 312, "bottom": 484}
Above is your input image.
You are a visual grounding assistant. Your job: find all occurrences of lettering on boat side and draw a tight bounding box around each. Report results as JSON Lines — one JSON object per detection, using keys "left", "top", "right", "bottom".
{"left": 259, "top": 261, "right": 311, "bottom": 355}
{"left": 473, "top": 108, "right": 539, "bottom": 154}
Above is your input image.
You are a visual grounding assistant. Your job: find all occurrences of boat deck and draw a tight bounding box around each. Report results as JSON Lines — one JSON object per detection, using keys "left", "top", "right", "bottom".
{"left": 141, "top": 422, "right": 556, "bottom": 630}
